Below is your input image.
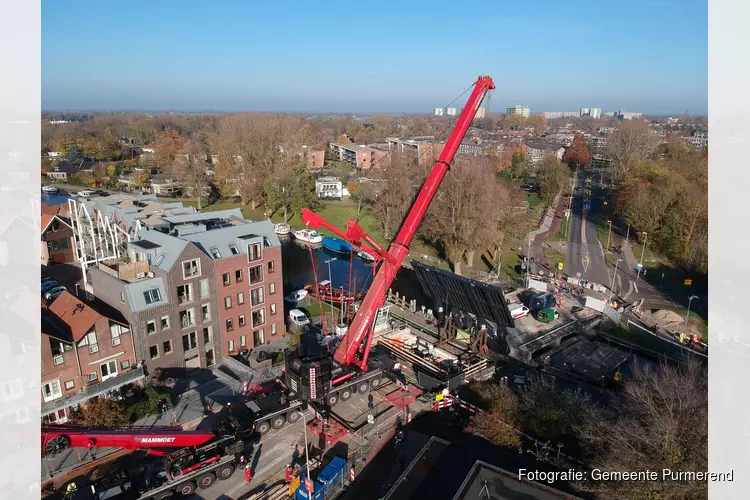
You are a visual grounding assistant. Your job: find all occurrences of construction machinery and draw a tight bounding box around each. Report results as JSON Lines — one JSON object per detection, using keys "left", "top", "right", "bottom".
{"left": 283, "top": 75, "right": 496, "bottom": 440}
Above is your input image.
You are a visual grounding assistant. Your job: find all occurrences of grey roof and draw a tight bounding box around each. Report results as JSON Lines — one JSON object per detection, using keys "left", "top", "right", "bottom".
{"left": 525, "top": 141, "right": 565, "bottom": 151}
{"left": 179, "top": 219, "right": 280, "bottom": 261}
{"left": 161, "top": 209, "right": 244, "bottom": 226}
{"left": 125, "top": 276, "right": 170, "bottom": 313}
{"left": 134, "top": 227, "right": 190, "bottom": 272}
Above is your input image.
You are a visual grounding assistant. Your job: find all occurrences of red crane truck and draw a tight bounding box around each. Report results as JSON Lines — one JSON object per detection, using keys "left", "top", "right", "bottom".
{"left": 283, "top": 76, "right": 496, "bottom": 420}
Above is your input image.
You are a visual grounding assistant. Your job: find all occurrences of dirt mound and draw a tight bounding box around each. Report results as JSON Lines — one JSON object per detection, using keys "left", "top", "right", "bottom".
{"left": 651, "top": 309, "right": 684, "bottom": 326}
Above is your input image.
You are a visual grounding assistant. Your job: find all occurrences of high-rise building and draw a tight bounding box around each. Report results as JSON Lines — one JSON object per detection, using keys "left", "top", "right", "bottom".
{"left": 506, "top": 105, "right": 530, "bottom": 117}
{"left": 475, "top": 107, "right": 487, "bottom": 119}
{"left": 434, "top": 108, "right": 445, "bottom": 116}
{"left": 617, "top": 110, "right": 643, "bottom": 120}
{"left": 580, "top": 108, "right": 590, "bottom": 117}
{"left": 590, "top": 108, "right": 601, "bottom": 119}
{"left": 446, "top": 107, "right": 457, "bottom": 116}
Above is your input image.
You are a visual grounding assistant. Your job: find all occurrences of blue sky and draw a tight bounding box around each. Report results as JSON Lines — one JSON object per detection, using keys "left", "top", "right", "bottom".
{"left": 42, "top": 0, "right": 707, "bottom": 114}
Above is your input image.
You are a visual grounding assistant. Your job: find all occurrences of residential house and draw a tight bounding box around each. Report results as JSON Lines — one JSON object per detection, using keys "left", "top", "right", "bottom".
{"left": 524, "top": 141, "right": 566, "bottom": 166}
{"left": 89, "top": 228, "right": 219, "bottom": 371}
{"left": 45, "top": 162, "right": 80, "bottom": 182}
{"left": 150, "top": 175, "right": 181, "bottom": 196}
{"left": 41, "top": 210, "right": 75, "bottom": 265}
{"left": 315, "top": 177, "right": 349, "bottom": 198}
{"left": 42, "top": 291, "right": 140, "bottom": 423}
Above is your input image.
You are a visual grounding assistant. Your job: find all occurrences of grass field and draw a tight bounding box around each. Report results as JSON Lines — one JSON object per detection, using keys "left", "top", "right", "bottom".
{"left": 542, "top": 244, "right": 565, "bottom": 270}
{"left": 600, "top": 320, "right": 685, "bottom": 357}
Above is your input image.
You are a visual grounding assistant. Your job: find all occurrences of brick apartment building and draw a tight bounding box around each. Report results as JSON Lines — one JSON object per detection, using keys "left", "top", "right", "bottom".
{"left": 88, "top": 208, "right": 283, "bottom": 372}
{"left": 302, "top": 146, "right": 325, "bottom": 170}
{"left": 328, "top": 142, "right": 389, "bottom": 171}
{"left": 41, "top": 291, "right": 140, "bottom": 423}
{"left": 41, "top": 209, "right": 75, "bottom": 266}
{"left": 385, "top": 136, "right": 445, "bottom": 167}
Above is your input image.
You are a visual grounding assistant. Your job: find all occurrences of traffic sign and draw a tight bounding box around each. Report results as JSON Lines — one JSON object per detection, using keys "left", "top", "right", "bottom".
{"left": 289, "top": 476, "right": 301, "bottom": 496}
{"left": 636, "top": 263, "right": 643, "bottom": 271}
{"left": 367, "top": 414, "right": 375, "bottom": 425}
{"left": 684, "top": 279, "right": 693, "bottom": 286}
{"left": 305, "top": 478, "right": 314, "bottom": 493}
{"left": 576, "top": 272, "right": 581, "bottom": 278}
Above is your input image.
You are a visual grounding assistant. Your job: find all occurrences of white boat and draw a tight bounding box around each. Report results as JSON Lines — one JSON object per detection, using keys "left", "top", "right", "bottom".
{"left": 284, "top": 289, "right": 309, "bottom": 303}
{"left": 293, "top": 229, "right": 323, "bottom": 244}
{"left": 78, "top": 190, "right": 95, "bottom": 197}
{"left": 274, "top": 223, "right": 291, "bottom": 236}
{"left": 42, "top": 186, "right": 58, "bottom": 193}
{"left": 357, "top": 249, "right": 375, "bottom": 262}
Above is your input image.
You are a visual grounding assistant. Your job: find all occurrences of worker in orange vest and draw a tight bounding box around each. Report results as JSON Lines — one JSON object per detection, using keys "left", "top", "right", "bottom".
{"left": 285, "top": 465, "right": 294, "bottom": 484}
{"left": 244, "top": 463, "right": 253, "bottom": 484}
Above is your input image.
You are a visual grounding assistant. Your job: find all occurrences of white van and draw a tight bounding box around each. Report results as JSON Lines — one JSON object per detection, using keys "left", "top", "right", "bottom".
{"left": 509, "top": 305, "right": 530, "bottom": 319}
{"left": 288, "top": 309, "right": 311, "bottom": 329}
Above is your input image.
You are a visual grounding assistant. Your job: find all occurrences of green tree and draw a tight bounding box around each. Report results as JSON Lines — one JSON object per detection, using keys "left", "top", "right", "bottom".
{"left": 265, "top": 162, "right": 320, "bottom": 224}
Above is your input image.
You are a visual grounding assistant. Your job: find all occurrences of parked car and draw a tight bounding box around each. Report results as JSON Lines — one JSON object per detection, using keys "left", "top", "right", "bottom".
{"left": 44, "top": 285, "right": 67, "bottom": 300}
{"left": 288, "top": 309, "right": 310, "bottom": 329}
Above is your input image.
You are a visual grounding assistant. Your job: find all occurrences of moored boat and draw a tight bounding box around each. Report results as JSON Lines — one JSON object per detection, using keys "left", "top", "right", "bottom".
{"left": 357, "top": 249, "right": 375, "bottom": 262}
{"left": 293, "top": 228, "right": 323, "bottom": 244}
{"left": 322, "top": 236, "right": 352, "bottom": 255}
{"left": 304, "top": 280, "right": 362, "bottom": 305}
{"left": 284, "top": 289, "right": 309, "bottom": 303}
{"left": 274, "top": 223, "right": 291, "bottom": 236}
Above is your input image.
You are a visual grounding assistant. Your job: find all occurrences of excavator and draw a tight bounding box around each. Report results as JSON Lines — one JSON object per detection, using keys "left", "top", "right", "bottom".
{"left": 40, "top": 74, "right": 495, "bottom": 496}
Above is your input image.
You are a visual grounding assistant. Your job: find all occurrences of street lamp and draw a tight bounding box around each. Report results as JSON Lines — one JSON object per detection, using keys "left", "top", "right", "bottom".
{"left": 636, "top": 232, "right": 648, "bottom": 282}
{"left": 685, "top": 295, "right": 699, "bottom": 333}
{"left": 608, "top": 258, "right": 623, "bottom": 304}
{"left": 606, "top": 220, "right": 612, "bottom": 254}
{"left": 624, "top": 223, "right": 630, "bottom": 248}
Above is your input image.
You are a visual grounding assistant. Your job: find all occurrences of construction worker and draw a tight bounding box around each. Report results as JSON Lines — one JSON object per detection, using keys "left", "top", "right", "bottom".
{"left": 234, "top": 439, "right": 245, "bottom": 465}
{"left": 285, "top": 464, "right": 294, "bottom": 484}
{"left": 64, "top": 482, "right": 77, "bottom": 498}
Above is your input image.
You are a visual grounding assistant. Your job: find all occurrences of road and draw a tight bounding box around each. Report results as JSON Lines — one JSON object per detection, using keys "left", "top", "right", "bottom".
{"left": 564, "top": 171, "right": 612, "bottom": 288}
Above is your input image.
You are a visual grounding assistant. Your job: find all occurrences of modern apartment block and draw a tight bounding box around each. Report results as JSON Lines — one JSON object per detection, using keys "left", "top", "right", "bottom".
{"left": 88, "top": 208, "right": 283, "bottom": 373}
{"left": 328, "top": 142, "right": 389, "bottom": 171}
{"left": 542, "top": 111, "right": 578, "bottom": 119}
{"left": 580, "top": 108, "right": 602, "bottom": 119}
{"left": 505, "top": 105, "right": 530, "bottom": 117}
{"left": 617, "top": 110, "right": 643, "bottom": 120}
{"left": 385, "top": 136, "right": 445, "bottom": 167}
{"left": 42, "top": 291, "right": 140, "bottom": 423}
{"left": 681, "top": 131, "right": 708, "bottom": 150}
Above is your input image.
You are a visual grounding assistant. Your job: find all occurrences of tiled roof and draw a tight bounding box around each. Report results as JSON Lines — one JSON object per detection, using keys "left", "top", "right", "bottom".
{"left": 47, "top": 291, "right": 103, "bottom": 342}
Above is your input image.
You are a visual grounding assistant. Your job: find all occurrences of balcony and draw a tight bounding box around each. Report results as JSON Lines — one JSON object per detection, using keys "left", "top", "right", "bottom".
{"left": 41, "top": 365, "right": 146, "bottom": 417}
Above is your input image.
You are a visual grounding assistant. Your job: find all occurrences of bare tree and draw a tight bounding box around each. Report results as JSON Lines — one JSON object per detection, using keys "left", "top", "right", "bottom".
{"left": 368, "top": 152, "right": 420, "bottom": 240}
{"left": 605, "top": 119, "right": 659, "bottom": 185}
{"left": 578, "top": 358, "right": 707, "bottom": 500}
{"left": 170, "top": 134, "right": 211, "bottom": 209}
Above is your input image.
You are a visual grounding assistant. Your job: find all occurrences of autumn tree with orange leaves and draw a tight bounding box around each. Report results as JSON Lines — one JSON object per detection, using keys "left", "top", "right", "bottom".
{"left": 562, "top": 133, "right": 591, "bottom": 169}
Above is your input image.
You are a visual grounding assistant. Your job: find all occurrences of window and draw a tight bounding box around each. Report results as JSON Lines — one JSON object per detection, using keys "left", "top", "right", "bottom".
{"left": 270, "top": 303, "right": 277, "bottom": 315}
{"left": 228, "top": 340, "right": 234, "bottom": 353}
{"left": 180, "top": 309, "right": 195, "bottom": 328}
{"left": 268, "top": 261, "right": 275, "bottom": 273}
{"left": 42, "top": 381, "right": 62, "bottom": 402}
{"left": 143, "top": 288, "right": 162, "bottom": 305}
{"left": 86, "top": 332, "right": 99, "bottom": 354}
{"left": 201, "top": 304, "right": 211, "bottom": 321}
{"left": 252, "top": 308, "right": 266, "bottom": 328}
{"left": 64, "top": 380, "right": 75, "bottom": 391}
{"left": 235, "top": 269, "right": 243, "bottom": 282}
{"left": 224, "top": 296, "right": 232, "bottom": 309}
{"left": 239, "top": 314, "right": 246, "bottom": 327}
{"left": 210, "top": 247, "right": 221, "bottom": 259}
{"left": 223, "top": 273, "right": 231, "bottom": 286}
{"left": 269, "top": 282, "right": 276, "bottom": 295}
{"left": 121, "top": 360, "right": 130, "bottom": 370}
{"left": 149, "top": 345, "right": 159, "bottom": 359}
{"left": 250, "top": 287, "right": 264, "bottom": 306}
{"left": 182, "top": 259, "right": 201, "bottom": 279}
{"left": 272, "top": 323, "right": 277, "bottom": 336}
{"left": 177, "top": 284, "right": 193, "bottom": 304}
{"left": 87, "top": 372, "right": 98, "bottom": 382}
{"left": 111, "top": 324, "right": 122, "bottom": 346}
{"left": 226, "top": 319, "right": 233, "bottom": 331}
{"left": 229, "top": 244, "right": 239, "bottom": 255}
{"left": 253, "top": 329, "right": 265, "bottom": 346}
{"left": 200, "top": 278, "right": 210, "bottom": 299}
{"left": 203, "top": 326, "right": 213, "bottom": 344}
{"left": 249, "top": 265, "right": 263, "bottom": 284}
{"left": 163, "top": 340, "right": 172, "bottom": 354}
{"left": 160, "top": 316, "right": 170, "bottom": 330}
{"left": 120, "top": 292, "right": 125, "bottom": 303}
{"left": 182, "top": 332, "right": 197, "bottom": 351}
{"left": 147, "top": 320, "right": 156, "bottom": 334}
{"left": 240, "top": 335, "right": 247, "bottom": 347}
{"left": 237, "top": 292, "right": 245, "bottom": 305}
{"left": 248, "top": 243, "right": 262, "bottom": 262}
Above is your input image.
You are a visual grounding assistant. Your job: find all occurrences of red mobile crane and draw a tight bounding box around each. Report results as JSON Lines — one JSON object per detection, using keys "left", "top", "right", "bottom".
{"left": 284, "top": 75, "right": 495, "bottom": 416}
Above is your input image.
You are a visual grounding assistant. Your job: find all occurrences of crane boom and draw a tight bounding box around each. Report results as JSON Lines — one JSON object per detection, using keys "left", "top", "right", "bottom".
{"left": 302, "top": 75, "right": 495, "bottom": 370}
{"left": 42, "top": 425, "right": 217, "bottom": 457}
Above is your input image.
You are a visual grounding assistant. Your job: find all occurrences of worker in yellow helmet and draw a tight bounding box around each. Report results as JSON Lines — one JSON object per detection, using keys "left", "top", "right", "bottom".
{"left": 64, "top": 481, "right": 77, "bottom": 498}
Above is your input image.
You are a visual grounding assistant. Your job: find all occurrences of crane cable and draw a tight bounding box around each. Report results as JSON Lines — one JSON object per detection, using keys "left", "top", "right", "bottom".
{"left": 306, "top": 241, "right": 329, "bottom": 350}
